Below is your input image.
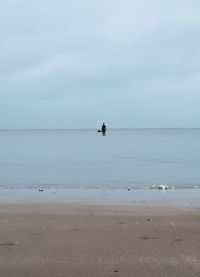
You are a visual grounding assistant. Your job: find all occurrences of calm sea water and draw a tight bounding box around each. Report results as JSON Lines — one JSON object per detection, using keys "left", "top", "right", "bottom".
{"left": 0, "top": 129, "right": 200, "bottom": 190}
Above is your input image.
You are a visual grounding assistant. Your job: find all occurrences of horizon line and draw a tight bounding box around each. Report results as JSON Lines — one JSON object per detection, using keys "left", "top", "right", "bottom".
{"left": 0, "top": 127, "right": 200, "bottom": 131}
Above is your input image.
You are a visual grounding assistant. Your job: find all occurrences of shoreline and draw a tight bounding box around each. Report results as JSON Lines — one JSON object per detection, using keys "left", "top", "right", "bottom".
{"left": 0, "top": 187, "right": 200, "bottom": 208}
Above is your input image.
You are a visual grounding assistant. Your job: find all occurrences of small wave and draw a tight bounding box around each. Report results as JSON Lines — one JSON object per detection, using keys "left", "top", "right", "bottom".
{"left": 1, "top": 183, "right": 200, "bottom": 190}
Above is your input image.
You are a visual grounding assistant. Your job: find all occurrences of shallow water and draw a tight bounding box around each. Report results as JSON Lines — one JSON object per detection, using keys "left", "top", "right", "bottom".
{"left": 0, "top": 129, "right": 200, "bottom": 190}
{"left": 1, "top": 188, "right": 200, "bottom": 207}
{"left": 0, "top": 129, "right": 200, "bottom": 205}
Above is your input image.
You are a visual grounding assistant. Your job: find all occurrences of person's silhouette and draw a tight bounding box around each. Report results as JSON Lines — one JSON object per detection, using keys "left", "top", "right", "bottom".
{"left": 101, "top": 123, "right": 106, "bottom": 135}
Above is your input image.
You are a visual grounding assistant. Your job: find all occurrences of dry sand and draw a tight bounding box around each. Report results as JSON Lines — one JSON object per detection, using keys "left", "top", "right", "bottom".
{"left": 0, "top": 203, "right": 200, "bottom": 277}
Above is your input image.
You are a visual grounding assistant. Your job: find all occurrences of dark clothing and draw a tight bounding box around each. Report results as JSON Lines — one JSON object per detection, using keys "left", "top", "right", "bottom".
{"left": 101, "top": 123, "right": 106, "bottom": 135}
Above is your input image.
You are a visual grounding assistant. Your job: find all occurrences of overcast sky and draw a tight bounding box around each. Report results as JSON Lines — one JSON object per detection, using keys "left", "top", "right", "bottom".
{"left": 1, "top": 0, "right": 200, "bottom": 128}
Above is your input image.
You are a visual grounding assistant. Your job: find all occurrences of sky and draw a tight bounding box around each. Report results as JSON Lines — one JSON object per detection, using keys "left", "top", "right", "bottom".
{"left": 0, "top": 0, "right": 200, "bottom": 128}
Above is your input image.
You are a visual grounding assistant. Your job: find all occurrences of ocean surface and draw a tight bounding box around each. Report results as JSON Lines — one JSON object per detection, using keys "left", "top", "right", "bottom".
{"left": 0, "top": 129, "right": 200, "bottom": 203}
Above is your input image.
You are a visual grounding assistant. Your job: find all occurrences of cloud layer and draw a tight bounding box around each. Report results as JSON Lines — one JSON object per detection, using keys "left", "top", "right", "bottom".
{"left": 1, "top": 0, "right": 200, "bottom": 128}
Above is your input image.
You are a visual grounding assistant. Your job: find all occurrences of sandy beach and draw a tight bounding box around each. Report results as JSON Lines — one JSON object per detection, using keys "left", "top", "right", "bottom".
{"left": 0, "top": 203, "right": 200, "bottom": 277}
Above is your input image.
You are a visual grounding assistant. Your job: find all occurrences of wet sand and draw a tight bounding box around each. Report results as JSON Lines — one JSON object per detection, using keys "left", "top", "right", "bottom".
{"left": 0, "top": 203, "right": 200, "bottom": 277}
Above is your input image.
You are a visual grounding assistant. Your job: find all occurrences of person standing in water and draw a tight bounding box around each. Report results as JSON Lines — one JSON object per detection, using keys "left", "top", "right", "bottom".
{"left": 101, "top": 123, "right": 106, "bottom": 135}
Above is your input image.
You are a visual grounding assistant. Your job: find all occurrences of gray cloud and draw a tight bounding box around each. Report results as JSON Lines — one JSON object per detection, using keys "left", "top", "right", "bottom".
{"left": 0, "top": 0, "right": 200, "bottom": 128}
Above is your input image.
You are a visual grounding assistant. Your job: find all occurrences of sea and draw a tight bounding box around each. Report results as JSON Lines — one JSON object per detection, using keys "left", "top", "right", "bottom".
{"left": 0, "top": 129, "right": 200, "bottom": 204}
